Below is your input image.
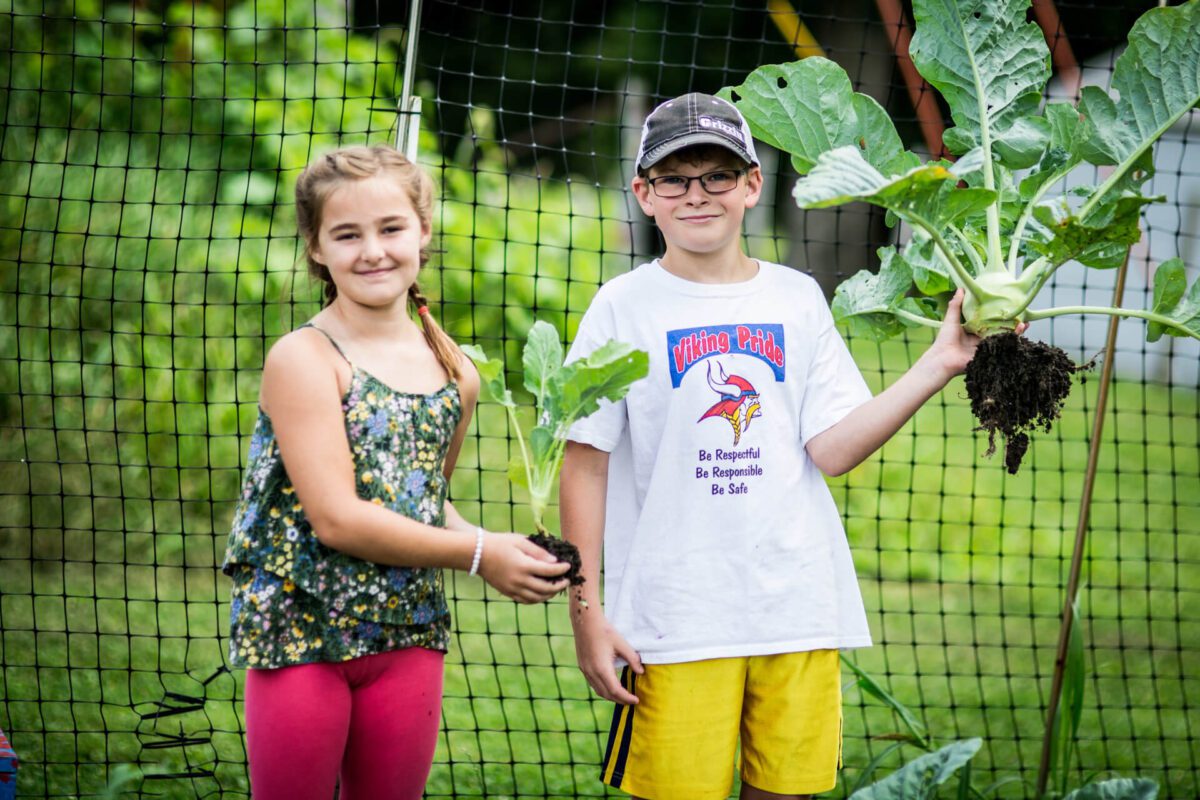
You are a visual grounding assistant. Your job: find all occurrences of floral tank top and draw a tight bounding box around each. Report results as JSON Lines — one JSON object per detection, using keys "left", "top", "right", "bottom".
{"left": 223, "top": 324, "right": 461, "bottom": 668}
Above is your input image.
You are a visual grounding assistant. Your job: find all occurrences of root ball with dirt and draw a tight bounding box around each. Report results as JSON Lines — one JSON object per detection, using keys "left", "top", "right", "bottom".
{"left": 528, "top": 532, "right": 584, "bottom": 586}
{"left": 963, "top": 332, "right": 1094, "bottom": 475}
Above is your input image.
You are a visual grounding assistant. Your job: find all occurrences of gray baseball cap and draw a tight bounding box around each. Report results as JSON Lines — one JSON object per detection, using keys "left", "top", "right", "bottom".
{"left": 636, "top": 92, "right": 760, "bottom": 171}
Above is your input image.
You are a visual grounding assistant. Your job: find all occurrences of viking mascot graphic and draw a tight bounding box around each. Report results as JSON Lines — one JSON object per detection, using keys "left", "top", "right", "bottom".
{"left": 698, "top": 360, "right": 761, "bottom": 446}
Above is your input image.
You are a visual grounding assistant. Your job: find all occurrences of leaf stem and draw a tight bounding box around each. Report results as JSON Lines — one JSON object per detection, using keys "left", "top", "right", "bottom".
{"left": 1079, "top": 107, "right": 1186, "bottom": 221}
{"left": 1008, "top": 256, "right": 1051, "bottom": 318}
{"left": 907, "top": 212, "right": 986, "bottom": 297}
{"left": 505, "top": 405, "right": 538, "bottom": 522}
{"left": 953, "top": 4, "right": 1004, "bottom": 271}
{"left": 1008, "top": 166, "right": 1073, "bottom": 273}
{"left": 1025, "top": 306, "right": 1198, "bottom": 339}
{"left": 892, "top": 307, "right": 943, "bottom": 329}
{"left": 948, "top": 225, "right": 985, "bottom": 276}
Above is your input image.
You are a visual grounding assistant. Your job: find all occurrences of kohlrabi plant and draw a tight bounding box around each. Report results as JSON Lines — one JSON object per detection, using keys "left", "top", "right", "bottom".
{"left": 463, "top": 321, "right": 649, "bottom": 587}
{"left": 720, "top": 0, "right": 1200, "bottom": 472}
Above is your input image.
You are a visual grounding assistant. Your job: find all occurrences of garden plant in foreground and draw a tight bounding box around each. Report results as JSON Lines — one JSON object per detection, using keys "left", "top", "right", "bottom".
{"left": 464, "top": 321, "right": 649, "bottom": 593}
{"left": 841, "top": 638, "right": 1158, "bottom": 800}
{"left": 722, "top": 0, "right": 1200, "bottom": 472}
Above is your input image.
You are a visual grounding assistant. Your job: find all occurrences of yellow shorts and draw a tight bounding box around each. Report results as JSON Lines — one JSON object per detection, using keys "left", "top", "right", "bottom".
{"left": 600, "top": 650, "right": 842, "bottom": 800}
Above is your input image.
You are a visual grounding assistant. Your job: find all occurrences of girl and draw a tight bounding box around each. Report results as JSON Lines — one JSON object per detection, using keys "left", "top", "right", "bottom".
{"left": 223, "top": 145, "right": 570, "bottom": 799}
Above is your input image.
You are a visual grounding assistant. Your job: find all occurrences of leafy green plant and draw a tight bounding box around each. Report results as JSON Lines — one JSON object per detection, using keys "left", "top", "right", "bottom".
{"left": 720, "top": 0, "right": 1200, "bottom": 470}
{"left": 1046, "top": 589, "right": 1087, "bottom": 798}
{"left": 463, "top": 321, "right": 648, "bottom": 582}
{"left": 849, "top": 739, "right": 981, "bottom": 800}
{"left": 843, "top": 649, "right": 1157, "bottom": 800}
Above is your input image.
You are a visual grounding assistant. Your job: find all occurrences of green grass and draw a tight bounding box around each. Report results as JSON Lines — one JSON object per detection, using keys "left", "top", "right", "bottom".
{"left": 2, "top": 333, "right": 1198, "bottom": 798}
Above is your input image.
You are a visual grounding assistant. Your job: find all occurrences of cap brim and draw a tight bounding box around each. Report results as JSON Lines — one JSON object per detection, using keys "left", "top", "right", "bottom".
{"left": 638, "top": 132, "right": 759, "bottom": 170}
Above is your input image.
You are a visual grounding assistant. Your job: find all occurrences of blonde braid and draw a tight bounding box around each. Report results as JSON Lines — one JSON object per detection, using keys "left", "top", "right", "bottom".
{"left": 409, "top": 281, "right": 462, "bottom": 381}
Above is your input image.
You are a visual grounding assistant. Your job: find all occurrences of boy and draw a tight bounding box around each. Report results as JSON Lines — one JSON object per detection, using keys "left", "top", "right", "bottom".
{"left": 559, "top": 93, "right": 984, "bottom": 800}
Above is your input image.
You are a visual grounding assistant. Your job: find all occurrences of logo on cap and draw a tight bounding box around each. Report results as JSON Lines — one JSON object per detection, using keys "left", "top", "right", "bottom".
{"left": 698, "top": 115, "right": 745, "bottom": 145}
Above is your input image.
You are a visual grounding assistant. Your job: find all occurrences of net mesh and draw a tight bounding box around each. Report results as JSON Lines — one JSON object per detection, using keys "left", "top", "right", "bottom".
{"left": 1, "top": 0, "right": 1197, "bottom": 797}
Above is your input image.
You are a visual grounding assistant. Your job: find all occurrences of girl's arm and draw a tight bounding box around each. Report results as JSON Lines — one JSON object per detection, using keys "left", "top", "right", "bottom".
{"left": 442, "top": 349, "right": 480, "bottom": 483}
{"left": 262, "top": 331, "right": 568, "bottom": 602}
{"left": 441, "top": 351, "right": 481, "bottom": 535}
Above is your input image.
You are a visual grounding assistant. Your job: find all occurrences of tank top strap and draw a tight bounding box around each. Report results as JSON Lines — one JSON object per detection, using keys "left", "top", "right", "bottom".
{"left": 300, "top": 322, "right": 353, "bottom": 367}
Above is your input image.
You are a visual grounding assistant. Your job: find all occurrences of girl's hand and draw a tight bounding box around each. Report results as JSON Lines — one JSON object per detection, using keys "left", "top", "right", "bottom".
{"left": 477, "top": 532, "right": 571, "bottom": 603}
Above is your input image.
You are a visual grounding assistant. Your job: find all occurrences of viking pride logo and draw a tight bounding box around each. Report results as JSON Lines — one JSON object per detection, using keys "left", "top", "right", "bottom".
{"left": 698, "top": 360, "right": 761, "bottom": 446}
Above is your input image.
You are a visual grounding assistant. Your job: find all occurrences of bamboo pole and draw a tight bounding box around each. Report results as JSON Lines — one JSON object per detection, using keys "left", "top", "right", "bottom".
{"left": 1035, "top": 247, "right": 1131, "bottom": 796}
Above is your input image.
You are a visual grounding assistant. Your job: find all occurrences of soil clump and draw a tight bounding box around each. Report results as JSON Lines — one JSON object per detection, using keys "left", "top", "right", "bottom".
{"left": 528, "top": 532, "right": 584, "bottom": 587}
{"left": 963, "top": 332, "right": 1094, "bottom": 474}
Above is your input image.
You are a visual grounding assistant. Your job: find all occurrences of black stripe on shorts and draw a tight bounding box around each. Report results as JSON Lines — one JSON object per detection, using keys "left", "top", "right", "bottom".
{"left": 601, "top": 667, "right": 636, "bottom": 788}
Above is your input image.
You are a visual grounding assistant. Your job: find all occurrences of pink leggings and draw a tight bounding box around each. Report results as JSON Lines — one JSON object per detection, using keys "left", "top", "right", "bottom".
{"left": 244, "top": 647, "right": 444, "bottom": 800}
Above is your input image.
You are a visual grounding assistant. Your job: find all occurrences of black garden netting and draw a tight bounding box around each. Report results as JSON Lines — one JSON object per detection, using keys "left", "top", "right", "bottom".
{"left": 1, "top": 0, "right": 1197, "bottom": 797}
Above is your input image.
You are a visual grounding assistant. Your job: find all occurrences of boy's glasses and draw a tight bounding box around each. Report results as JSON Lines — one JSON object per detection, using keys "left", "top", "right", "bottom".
{"left": 645, "top": 169, "right": 747, "bottom": 198}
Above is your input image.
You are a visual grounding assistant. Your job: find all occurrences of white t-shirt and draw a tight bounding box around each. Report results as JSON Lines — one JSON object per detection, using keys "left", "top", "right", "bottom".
{"left": 566, "top": 259, "right": 874, "bottom": 664}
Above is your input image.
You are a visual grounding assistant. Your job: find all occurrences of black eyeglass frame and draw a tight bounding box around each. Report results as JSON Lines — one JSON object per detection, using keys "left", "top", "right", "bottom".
{"left": 644, "top": 168, "right": 748, "bottom": 198}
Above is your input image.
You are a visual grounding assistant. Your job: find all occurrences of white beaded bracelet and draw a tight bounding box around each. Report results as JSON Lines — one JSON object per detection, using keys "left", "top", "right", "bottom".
{"left": 468, "top": 526, "right": 485, "bottom": 576}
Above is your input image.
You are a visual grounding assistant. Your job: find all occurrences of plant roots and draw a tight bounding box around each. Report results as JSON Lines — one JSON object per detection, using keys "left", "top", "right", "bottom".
{"left": 963, "top": 332, "right": 1094, "bottom": 474}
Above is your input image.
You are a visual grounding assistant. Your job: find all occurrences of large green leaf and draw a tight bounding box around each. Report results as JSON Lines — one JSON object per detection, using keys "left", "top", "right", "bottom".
{"left": 461, "top": 344, "right": 514, "bottom": 408}
{"left": 1028, "top": 190, "right": 1159, "bottom": 269}
{"left": 554, "top": 341, "right": 649, "bottom": 424}
{"left": 1148, "top": 258, "right": 1200, "bottom": 341}
{"left": 831, "top": 249, "right": 925, "bottom": 341}
{"left": 522, "top": 320, "right": 564, "bottom": 409}
{"left": 904, "top": 235, "right": 956, "bottom": 295}
{"left": 1062, "top": 779, "right": 1159, "bottom": 800}
{"left": 1078, "top": 2, "right": 1200, "bottom": 175}
{"left": 1020, "top": 103, "right": 1087, "bottom": 198}
{"left": 720, "top": 59, "right": 919, "bottom": 176}
{"left": 849, "top": 739, "right": 982, "bottom": 800}
{"left": 909, "top": 0, "right": 1050, "bottom": 157}
{"left": 792, "top": 147, "right": 996, "bottom": 231}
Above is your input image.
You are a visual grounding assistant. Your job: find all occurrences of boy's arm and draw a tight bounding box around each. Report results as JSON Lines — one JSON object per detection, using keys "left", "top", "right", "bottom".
{"left": 561, "top": 441, "right": 643, "bottom": 705}
{"left": 806, "top": 290, "right": 992, "bottom": 476}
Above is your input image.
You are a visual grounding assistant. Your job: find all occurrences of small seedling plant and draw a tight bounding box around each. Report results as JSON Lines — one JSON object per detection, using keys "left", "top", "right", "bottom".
{"left": 463, "top": 321, "right": 649, "bottom": 589}
{"left": 721, "top": 0, "right": 1200, "bottom": 472}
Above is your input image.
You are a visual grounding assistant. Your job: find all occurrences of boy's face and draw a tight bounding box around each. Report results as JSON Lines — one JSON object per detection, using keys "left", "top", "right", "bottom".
{"left": 631, "top": 151, "right": 763, "bottom": 260}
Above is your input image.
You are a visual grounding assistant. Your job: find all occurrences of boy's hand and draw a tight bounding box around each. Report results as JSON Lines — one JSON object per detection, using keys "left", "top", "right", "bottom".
{"left": 477, "top": 533, "right": 571, "bottom": 603}
{"left": 573, "top": 612, "right": 643, "bottom": 705}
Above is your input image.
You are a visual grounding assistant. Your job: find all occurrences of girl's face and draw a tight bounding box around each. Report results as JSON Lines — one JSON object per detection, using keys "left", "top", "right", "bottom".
{"left": 310, "top": 173, "right": 432, "bottom": 309}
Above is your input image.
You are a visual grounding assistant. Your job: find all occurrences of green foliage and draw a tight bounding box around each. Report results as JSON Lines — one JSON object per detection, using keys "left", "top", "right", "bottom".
{"left": 844, "top": 638, "right": 1162, "bottom": 800}
{"left": 843, "top": 655, "right": 933, "bottom": 751}
{"left": 722, "top": 0, "right": 1200, "bottom": 341}
{"left": 1063, "top": 779, "right": 1159, "bottom": 800}
{"left": 1147, "top": 258, "right": 1200, "bottom": 341}
{"left": 435, "top": 106, "right": 630, "bottom": 345}
{"left": 463, "top": 321, "right": 648, "bottom": 531}
{"left": 95, "top": 764, "right": 143, "bottom": 800}
{"left": 848, "top": 739, "right": 981, "bottom": 800}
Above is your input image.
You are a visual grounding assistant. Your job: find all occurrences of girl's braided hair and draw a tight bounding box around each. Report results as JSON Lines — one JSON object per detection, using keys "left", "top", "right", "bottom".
{"left": 294, "top": 145, "right": 461, "bottom": 380}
